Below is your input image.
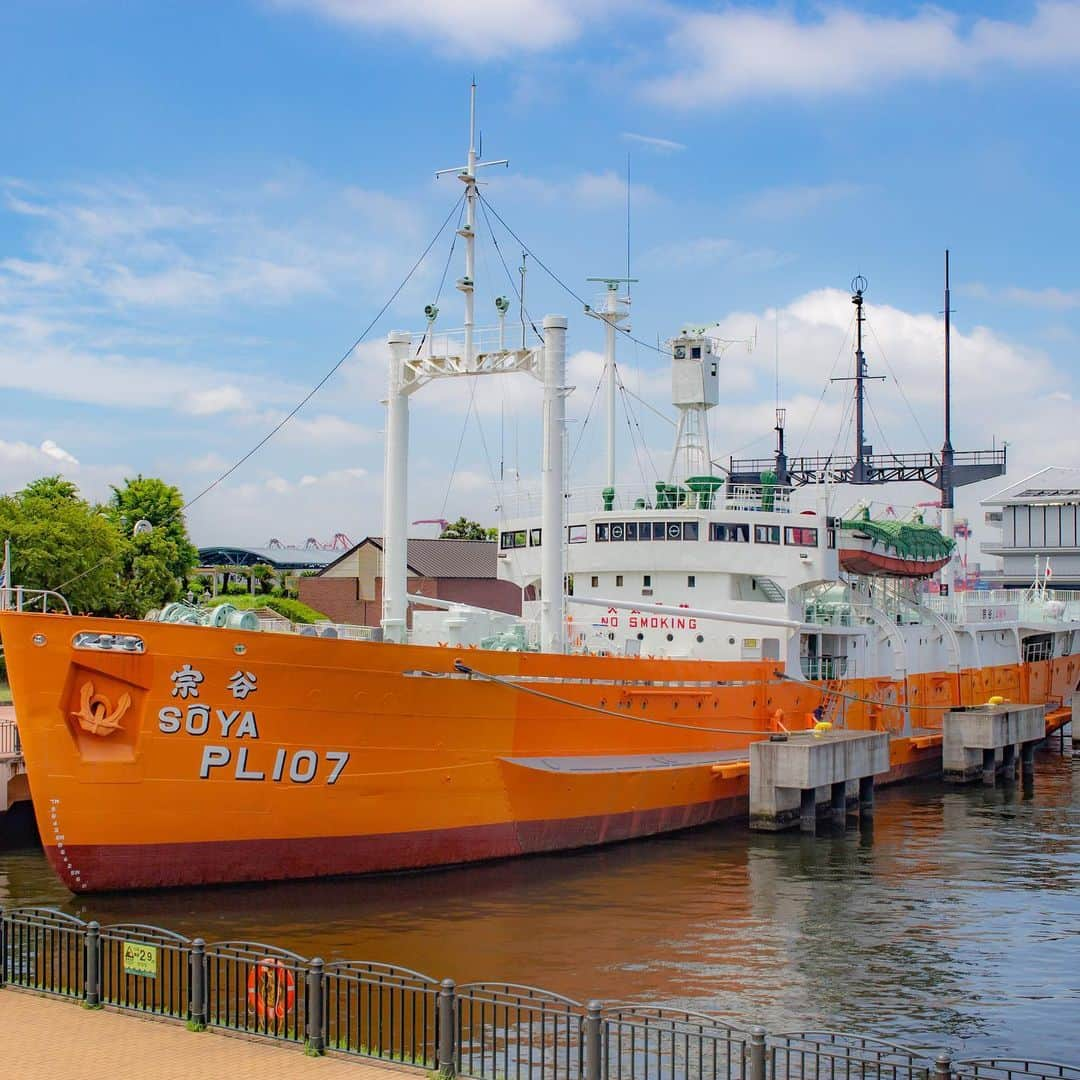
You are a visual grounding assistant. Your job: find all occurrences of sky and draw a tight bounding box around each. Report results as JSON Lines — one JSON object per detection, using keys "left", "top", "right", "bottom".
{"left": 0, "top": 1, "right": 1078, "bottom": 561}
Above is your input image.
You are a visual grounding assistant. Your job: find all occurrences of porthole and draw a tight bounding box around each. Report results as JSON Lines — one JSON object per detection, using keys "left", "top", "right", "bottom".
{"left": 637, "top": 632, "right": 644, "bottom": 640}
{"left": 696, "top": 635, "right": 704, "bottom": 644}
{"left": 729, "top": 637, "right": 736, "bottom": 645}
{"left": 666, "top": 633, "right": 674, "bottom": 642}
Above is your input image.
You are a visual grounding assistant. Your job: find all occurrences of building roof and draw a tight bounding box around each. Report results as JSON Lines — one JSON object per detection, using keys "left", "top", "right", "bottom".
{"left": 319, "top": 536, "right": 499, "bottom": 579}
{"left": 198, "top": 545, "right": 339, "bottom": 571}
{"left": 982, "top": 466, "right": 1080, "bottom": 507}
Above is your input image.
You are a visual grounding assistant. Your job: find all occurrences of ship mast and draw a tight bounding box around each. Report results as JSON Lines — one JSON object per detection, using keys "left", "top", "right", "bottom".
{"left": 833, "top": 276, "right": 884, "bottom": 484}
{"left": 585, "top": 277, "right": 635, "bottom": 495}
{"left": 381, "top": 85, "right": 568, "bottom": 652}
{"left": 939, "top": 250, "right": 956, "bottom": 593}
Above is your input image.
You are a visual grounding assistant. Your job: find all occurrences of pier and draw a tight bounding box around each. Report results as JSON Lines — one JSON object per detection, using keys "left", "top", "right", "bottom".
{"left": 0, "top": 705, "right": 28, "bottom": 824}
{"left": 942, "top": 704, "right": 1046, "bottom": 785}
{"left": 749, "top": 729, "right": 890, "bottom": 833}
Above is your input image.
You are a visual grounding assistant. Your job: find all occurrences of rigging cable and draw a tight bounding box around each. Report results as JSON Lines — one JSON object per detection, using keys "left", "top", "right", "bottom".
{"left": 793, "top": 310, "right": 856, "bottom": 459}
{"left": 478, "top": 192, "right": 671, "bottom": 357}
{"left": 55, "top": 193, "right": 468, "bottom": 595}
{"left": 864, "top": 316, "right": 933, "bottom": 448}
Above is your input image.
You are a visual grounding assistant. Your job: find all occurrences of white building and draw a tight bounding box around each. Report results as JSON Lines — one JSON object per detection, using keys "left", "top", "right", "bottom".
{"left": 981, "top": 466, "right": 1080, "bottom": 588}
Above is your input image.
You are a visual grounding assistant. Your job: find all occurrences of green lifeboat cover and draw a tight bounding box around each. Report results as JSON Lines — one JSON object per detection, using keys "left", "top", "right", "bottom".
{"left": 841, "top": 512, "right": 955, "bottom": 561}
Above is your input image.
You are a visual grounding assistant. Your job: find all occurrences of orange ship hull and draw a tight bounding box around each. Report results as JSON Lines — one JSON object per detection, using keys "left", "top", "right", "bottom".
{"left": 2, "top": 611, "right": 1075, "bottom": 892}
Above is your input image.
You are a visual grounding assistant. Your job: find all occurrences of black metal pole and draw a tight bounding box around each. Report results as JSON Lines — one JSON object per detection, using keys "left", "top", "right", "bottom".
{"left": 941, "top": 250, "right": 955, "bottom": 510}
{"left": 853, "top": 281, "right": 867, "bottom": 483}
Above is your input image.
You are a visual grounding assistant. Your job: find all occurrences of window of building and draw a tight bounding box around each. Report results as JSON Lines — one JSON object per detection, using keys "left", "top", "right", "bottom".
{"left": 591, "top": 575, "right": 599, "bottom": 588}
{"left": 616, "top": 574, "right": 624, "bottom": 587}
{"left": 710, "top": 522, "right": 750, "bottom": 543}
{"left": 499, "top": 530, "right": 527, "bottom": 550}
{"left": 568, "top": 524, "right": 587, "bottom": 544}
{"left": 755, "top": 525, "right": 781, "bottom": 544}
{"left": 688, "top": 575, "right": 696, "bottom": 587}
{"left": 784, "top": 526, "right": 818, "bottom": 547}
{"left": 643, "top": 574, "right": 652, "bottom": 586}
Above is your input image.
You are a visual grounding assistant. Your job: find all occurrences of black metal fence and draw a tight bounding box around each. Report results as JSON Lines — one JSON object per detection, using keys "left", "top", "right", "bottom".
{"left": 1, "top": 906, "right": 1076, "bottom": 1080}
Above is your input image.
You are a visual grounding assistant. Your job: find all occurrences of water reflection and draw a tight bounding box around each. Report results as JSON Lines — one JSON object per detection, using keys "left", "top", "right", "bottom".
{"left": 1, "top": 748, "right": 1076, "bottom": 1060}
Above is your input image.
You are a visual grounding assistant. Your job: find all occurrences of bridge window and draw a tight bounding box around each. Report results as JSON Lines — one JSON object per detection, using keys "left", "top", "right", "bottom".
{"left": 784, "top": 526, "right": 818, "bottom": 547}
{"left": 710, "top": 522, "right": 750, "bottom": 542}
{"left": 500, "top": 530, "right": 527, "bottom": 550}
{"left": 568, "top": 525, "right": 587, "bottom": 544}
{"left": 755, "top": 525, "right": 781, "bottom": 544}
{"left": 529, "top": 528, "right": 542, "bottom": 547}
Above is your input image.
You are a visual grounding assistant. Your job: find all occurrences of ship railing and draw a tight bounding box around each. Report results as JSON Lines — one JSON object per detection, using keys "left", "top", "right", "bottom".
{"left": 409, "top": 323, "right": 537, "bottom": 362}
{"left": 800, "top": 656, "right": 849, "bottom": 680}
{"left": 725, "top": 484, "right": 795, "bottom": 514}
{"left": 601, "top": 1005, "right": 750, "bottom": 1080}
{"left": 98, "top": 923, "right": 192, "bottom": 1021}
{"left": 766, "top": 1031, "right": 934, "bottom": 1080}
{"left": 204, "top": 940, "right": 309, "bottom": 1044}
{"left": 0, "top": 587, "right": 71, "bottom": 614}
{"left": 802, "top": 604, "right": 856, "bottom": 627}
{"left": 456, "top": 982, "right": 585, "bottom": 1080}
{"left": 3, "top": 906, "right": 1079, "bottom": 1079}
{"left": 501, "top": 481, "right": 762, "bottom": 519}
{"left": 323, "top": 960, "right": 441, "bottom": 1067}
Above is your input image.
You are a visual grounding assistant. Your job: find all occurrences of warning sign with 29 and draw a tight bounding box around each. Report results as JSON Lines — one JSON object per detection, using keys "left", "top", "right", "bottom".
{"left": 122, "top": 941, "right": 158, "bottom": 979}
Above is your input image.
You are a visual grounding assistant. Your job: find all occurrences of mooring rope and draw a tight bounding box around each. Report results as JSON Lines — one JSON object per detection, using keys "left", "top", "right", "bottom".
{"left": 452, "top": 659, "right": 776, "bottom": 736}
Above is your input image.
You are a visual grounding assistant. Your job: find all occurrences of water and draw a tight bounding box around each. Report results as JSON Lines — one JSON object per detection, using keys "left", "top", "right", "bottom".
{"left": 2, "top": 745, "right": 1078, "bottom": 1061}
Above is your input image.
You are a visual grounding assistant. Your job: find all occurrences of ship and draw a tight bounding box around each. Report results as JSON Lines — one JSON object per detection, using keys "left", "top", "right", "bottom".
{"left": 2, "top": 90, "right": 1078, "bottom": 892}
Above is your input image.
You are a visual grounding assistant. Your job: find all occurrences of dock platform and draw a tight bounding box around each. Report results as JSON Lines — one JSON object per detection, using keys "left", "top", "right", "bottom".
{"left": 942, "top": 703, "right": 1045, "bottom": 785}
{"left": 749, "top": 729, "right": 890, "bottom": 833}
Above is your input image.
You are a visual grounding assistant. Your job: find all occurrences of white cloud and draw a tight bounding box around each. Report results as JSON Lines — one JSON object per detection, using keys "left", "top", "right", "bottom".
{"left": 39, "top": 439, "right": 79, "bottom": 465}
{"left": 487, "top": 170, "right": 659, "bottom": 208}
{"left": 181, "top": 386, "right": 252, "bottom": 416}
{"left": 622, "top": 132, "right": 686, "bottom": 153}
{"left": 964, "top": 283, "right": 1080, "bottom": 310}
{"left": 742, "top": 183, "right": 862, "bottom": 220}
{"left": 640, "top": 236, "right": 793, "bottom": 274}
{"left": 270, "top": 0, "right": 609, "bottom": 58}
{"left": 645, "top": 2, "right": 1080, "bottom": 107}
{"left": 0, "top": 438, "right": 127, "bottom": 502}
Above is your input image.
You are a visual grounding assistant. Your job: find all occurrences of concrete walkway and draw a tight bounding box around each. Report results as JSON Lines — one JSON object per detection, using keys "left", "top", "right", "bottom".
{"left": 0, "top": 990, "right": 419, "bottom": 1079}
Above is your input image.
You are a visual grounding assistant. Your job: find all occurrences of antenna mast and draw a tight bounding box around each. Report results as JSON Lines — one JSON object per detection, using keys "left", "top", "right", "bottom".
{"left": 832, "top": 276, "right": 884, "bottom": 484}
{"left": 586, "top": 277, "right": 636, "bottom": 494}
{"left": 940, "top": 250, "right": 956, "bottom": 593}
{"left": 434, "top": 81, "right": 508, "bottom": 368}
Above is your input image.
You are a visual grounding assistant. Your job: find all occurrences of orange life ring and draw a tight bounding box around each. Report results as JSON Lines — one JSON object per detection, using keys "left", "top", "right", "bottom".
{"left": 247, "top": 958, "right": 295, "bottom": 1021}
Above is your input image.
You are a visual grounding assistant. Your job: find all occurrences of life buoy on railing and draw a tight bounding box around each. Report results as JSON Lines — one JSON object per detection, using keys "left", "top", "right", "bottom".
{"left": 247, "top": 958, "right": 296, "bottom": 1022}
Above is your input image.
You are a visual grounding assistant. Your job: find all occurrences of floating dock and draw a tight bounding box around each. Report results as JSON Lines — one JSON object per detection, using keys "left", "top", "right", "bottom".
{"left": 942, "top": 704, "right": 1045, "bottom": 785}
{"left": 749, "top": 729, "right": 890, "bottom": 833}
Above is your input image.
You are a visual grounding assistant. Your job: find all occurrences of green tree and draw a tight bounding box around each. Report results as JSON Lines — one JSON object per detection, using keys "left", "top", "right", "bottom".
{"left": 439, "top": 516, "right": 496, "bottom": 540}
{"left": 0, "top": 476, "right": 121, "bottom": 614}
{"left": 106, "top": 476, "right": 200, "bottom": 616}
{"left": 251, "top": 563, "right": 276, "bottom": 595}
